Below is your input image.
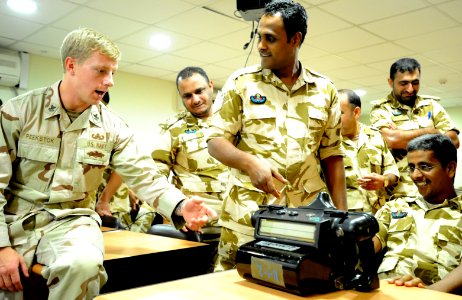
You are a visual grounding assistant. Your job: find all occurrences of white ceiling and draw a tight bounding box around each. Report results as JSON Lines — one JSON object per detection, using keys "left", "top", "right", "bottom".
{"left": 1, "top": 0, "right": 462, "bottom": 114}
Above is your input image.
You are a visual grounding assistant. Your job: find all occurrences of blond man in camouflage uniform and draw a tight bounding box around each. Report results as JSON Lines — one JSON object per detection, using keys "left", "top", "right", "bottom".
{"left": 96, "top": 169, "right": 156, "bottom": 232}
{"left": 373, "top": 134, "right": 462, "bottom": 294}
{"left": 339, "top": 89, "right": 399, "bottom": 213}
{"left": 370, "top": 58, "right": 459, "bottom": 199}
{"left": 207, "top": 0, "right": 347, "bottom": 271}
{"left": 152, "top": 67, "right": 228, "bottom": 262}
{"left": 0, "top": 28, "right": 216, "bottom": 300}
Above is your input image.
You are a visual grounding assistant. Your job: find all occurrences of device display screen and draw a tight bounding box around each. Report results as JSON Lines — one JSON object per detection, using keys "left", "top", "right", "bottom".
{"left": 258, "top": 218, "right": 317, "bottom": 244}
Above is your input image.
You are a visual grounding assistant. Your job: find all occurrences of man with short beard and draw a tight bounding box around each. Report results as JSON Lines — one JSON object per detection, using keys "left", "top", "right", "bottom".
{"left": 370, "top": 58, "right": 459, "bottom": 199}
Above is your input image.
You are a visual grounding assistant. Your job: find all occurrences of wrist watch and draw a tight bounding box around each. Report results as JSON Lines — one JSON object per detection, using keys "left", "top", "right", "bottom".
{"left": 383, "top": 175, "right": 389, "bottom": 188}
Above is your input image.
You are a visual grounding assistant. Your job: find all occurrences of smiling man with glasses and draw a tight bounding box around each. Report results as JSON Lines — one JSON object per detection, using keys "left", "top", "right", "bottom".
{"left": 372, "top": 134, "right": 462, "bottom": 294}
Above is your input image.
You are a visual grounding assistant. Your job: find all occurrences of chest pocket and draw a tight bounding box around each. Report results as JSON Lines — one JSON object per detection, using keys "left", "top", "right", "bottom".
{"left": 180, "top": 131, "right": 206, "bottom": 153}
{"left": 17, "top": 141, "right": 60, "bottom": 163}
{"left": 178, "top": 131, "right": 211, "bottom": 171}
{"left": 436, "top": 225, "right": 462, "bottom": 268}
{"left": 17, "top": 141, "right": 60, "bottom": 191}
{"left": 74, "top": 139, "right": 112, "bottom": 192}
{"left": 391, "top": 114, "right": 419, "bottom": 130}
{"left": 306, "top": 106, "right": 328, "bottom": 148}
{"left": 243, "top": 104, "right": 277, "bottom": 142}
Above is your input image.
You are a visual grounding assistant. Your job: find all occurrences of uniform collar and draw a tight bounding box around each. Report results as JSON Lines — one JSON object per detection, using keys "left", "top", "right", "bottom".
{"left": 414, "top": 194, "right": 462, "bottom": 211}
{"left": 388, "top": 92, "right": 425, "bottom": 110}
{"left": 261, "top": 61, "right": 313, "bottom": 90}
{"left": 43, "top": 81, "right": 103, "bottom": 128}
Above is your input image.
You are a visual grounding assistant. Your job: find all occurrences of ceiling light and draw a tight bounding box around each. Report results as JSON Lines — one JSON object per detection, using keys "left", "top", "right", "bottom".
{"left": 7, "top": 0, "right": 38, "bottom": 14}
{"left": 354, "top": 89, "right": 366, "bottom": 97}
{"left": 149, "top": 34, "right": 172, "bottom": 51}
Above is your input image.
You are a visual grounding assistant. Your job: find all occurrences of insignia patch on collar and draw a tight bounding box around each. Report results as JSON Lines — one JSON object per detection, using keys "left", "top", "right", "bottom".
{"left": 391, "top": 211, "right": 408, "bottom": 219}
{"left": 185, "top": 129, "right": 197, "bottom": 134}
{"left": 250, "top": 93, "right": 266, "bottom": 104}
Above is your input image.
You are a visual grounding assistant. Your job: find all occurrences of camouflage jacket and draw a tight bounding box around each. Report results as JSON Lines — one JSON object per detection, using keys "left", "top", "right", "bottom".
{"left": 208, "top": 64, "right": 343, "bottom": 234}
{"left": 151, "top": 111, "right": 228, "bottom": 214}
{"left": 342, "top": 123, "right": 399, "bottom": 213}
{"left": 0, "top": 81, "right": 185, "bottom": 246}
{"left": 375, "top": 195, "right": 462, "bottom": 285}
{"left": 370, "top": 93, "right": 458, "bottom": 198}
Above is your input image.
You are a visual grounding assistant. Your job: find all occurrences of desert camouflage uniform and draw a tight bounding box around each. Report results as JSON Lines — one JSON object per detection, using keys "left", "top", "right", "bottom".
{"left": 370, "top": 93, "right": 458, "bottom": 198}
{"left": 208, "top": 64, "right": 343, "bottom": 271}
{"left": 152, "top": 111, "right": 229, "bottom": 240}
{"left": 375, "top": 195, "right": 462, "bottom": 285}
{"left": 96, "top": 168, "right": 156, "bottom": 233}
{"left": 0, "top": 81, "right": 186, "bottom": 299}
{"left": 342, "top": 123, "right": 399, "bottom": 213}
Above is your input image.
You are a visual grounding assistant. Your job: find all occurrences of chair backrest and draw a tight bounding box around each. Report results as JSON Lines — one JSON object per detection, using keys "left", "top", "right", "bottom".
{"left": 147, "top": 224, "right": 202, "bottom": 242}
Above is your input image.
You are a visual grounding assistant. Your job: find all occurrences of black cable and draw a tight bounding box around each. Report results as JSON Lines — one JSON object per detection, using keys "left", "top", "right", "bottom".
{"left": 244, "top": 20, "right": 259, "bottom": 67}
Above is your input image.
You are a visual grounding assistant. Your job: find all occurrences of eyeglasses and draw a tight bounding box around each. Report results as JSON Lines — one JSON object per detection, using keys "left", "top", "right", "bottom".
{"left": 406, "top": 163, "right": 440, "bottom": 174}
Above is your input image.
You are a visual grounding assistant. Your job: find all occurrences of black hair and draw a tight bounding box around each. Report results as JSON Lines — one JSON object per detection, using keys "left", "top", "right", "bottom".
{"left": 176, "top": 66, "right": 209, "bottom": 90}
{"left": 407, "top": 134, "right": 457, "bottom": 168}
{"left": 390, "top": 58, "right": 421, "bottom": 80}
{"left": 338, "top": 89, "right": 361, "bottom": 109}
{"left": 264, "top": 0, "right": 308, "bottom": 45}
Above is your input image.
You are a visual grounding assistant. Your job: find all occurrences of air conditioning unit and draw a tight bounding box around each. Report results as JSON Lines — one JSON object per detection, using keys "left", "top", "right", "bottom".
{"left": 0, "top": 49, "right": 21, "bottom": 87}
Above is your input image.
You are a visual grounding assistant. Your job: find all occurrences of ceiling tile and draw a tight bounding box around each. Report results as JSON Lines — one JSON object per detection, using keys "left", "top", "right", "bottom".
{"left": 307, "top": 7, "right": 352, "bottom": 37}
{"left": 394, "top": 27, "right": 462, "bottom": 52}
{"left": 1, "top": 0, "right": 77, "bottom": 24}
{"left": 213, "top": 27, "right": 257, "bottom": 51}
{"left": 212, "top": 53, "right": 260, "bottom": 70}
{"left": 173, "top": 42, "right": 243, "bottom": 64}
{"left": 51, "top": 7, "right": 146, "bottom": 39}
{"left": 117, "top": 43, "right": 162, "bottom": 63}
{"left": 362, "top": 8, "right": 457, "bottom": 40}
{"left": 84, "top": 0, "right": 195, "bottom": 24}
{"left": 142, "top": 54, "right": 206, "bottom": 73}
{"left": 437, "top": 0, "right": 462, "bottom": 21}
{"left": 0, "top": 13, "right": 43, "bottom": 39}
{"left": 308, "top": 27, "right": 385, "bottom": 53}
{"left": 118, "top": 26, "right": 201, "bottom": 52}
{"left": 319, "top": 0, "right": 428, "bottom": 24}
{"left": 23, "top": 27, "right": 69, "bottom": 48}
{"left": 120, "top": 64, "right": 173, "bottom": 78}
{"left": 156, "top": 7, "right": 248, "bottom": 40}
{"left": 9, "top": 41, "right": 60, "bottom": 58}
{"left": 339, "top": 43, "right": 414, "bottom": 64}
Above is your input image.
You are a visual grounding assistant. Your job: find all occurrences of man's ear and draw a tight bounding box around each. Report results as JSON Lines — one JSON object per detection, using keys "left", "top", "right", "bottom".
{"left": 65, "top": 57, "right": 76, "bottom": 75}
{"left": 291, "top": 32, "right": 302, "bottom": 47}
{"left": 446, "top": 161, "right": 457, "bottom": 179}
{"left": 388, "top": 77, "right": 393, "bottom": 89}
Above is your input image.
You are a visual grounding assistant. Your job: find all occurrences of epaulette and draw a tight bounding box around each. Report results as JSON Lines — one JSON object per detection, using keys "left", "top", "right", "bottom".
{"left": 227, "top": 64, "right": 261, "bottom": 80}
{"left": 307, "top": 68, "right": 330, "bottom": 81}
{"left": 159, "top": 111, "right": 188, "bottom": 130}
{"left": 370, "top": 98, "right": 389, "bottom": 108}
{"left": 420, "top": 94, "right": 440, "bottom": 101}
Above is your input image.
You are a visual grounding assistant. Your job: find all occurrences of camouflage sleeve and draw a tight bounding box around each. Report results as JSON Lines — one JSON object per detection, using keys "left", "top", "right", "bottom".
{"left": 374, "top": 203, "right": 392, "bottom": 251}
{"left": 208, "top": 78, "right": 242, "bottom": 143}
{"left": 319, "top": 82, "right": 344, "bottom": 160}
{"left": 432, "top": 101, "right": 459, "bottom": 134}
{"left": 0, "top": 101, "right": 19, "bottom": 247}
{"left": 380, "top": 136, "right": 400, "bottom": 177}
{"left": 109, "top": 121, "right": 186, "bottom": 228}
{"left": 370, "top": 104, "right": 393, "bottom": 130}
{"left": 151, "top": 125, "right": 174, "bottom": 178}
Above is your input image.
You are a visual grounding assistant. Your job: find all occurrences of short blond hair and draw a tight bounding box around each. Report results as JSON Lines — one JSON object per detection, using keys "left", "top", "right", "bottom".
{"left": 60, "top": 28, "right": 121, "bottom": 72}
